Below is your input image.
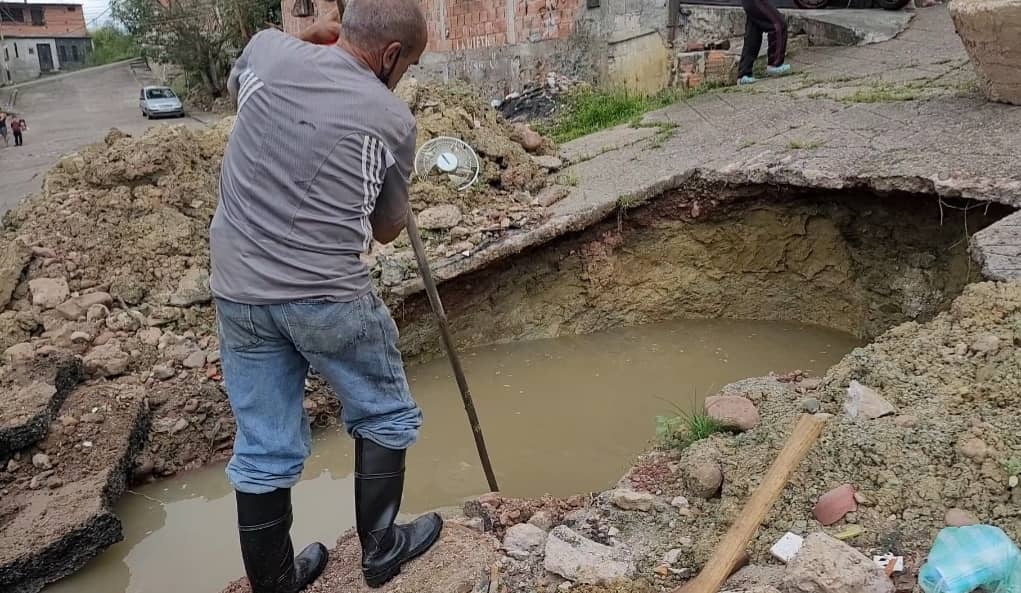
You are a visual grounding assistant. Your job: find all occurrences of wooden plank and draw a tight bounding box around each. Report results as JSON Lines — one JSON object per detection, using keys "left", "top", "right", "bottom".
{"left": 671, "top": 413, "right": 829, "bottom": 593}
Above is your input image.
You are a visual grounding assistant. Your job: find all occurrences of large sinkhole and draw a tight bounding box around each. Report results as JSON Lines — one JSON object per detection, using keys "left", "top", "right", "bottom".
{"left": 46, "top": 184, "right": 1014, "bottom": 593}
{"left": 395, "top": 184, "right": 1013, "bottom": 359}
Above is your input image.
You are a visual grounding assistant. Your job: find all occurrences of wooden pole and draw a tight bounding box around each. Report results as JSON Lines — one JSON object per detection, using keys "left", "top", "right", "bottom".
{"left": 671, "top": 413, "right": 830, "bottom": 593}
{"left": 404, "top": 210, "right": 500, "bottom": 493}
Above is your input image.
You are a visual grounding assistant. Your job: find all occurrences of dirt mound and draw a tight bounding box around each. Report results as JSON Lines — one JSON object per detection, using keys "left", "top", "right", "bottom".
{"left": 600, "top": 281, "right": 1021, "bottom": 587}
{"left": 220, "top": 524, "right": 500, "bottom": 593}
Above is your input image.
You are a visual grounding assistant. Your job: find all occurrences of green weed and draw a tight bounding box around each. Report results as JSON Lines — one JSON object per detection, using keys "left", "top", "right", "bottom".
{"left": 843, "top": 83, "right": 922, "bottom": 104}
{"left": 1002, "top": 457, "right": 1021, "bottom": 478}
{"left": 787, "top": 139, "right": 823, "bottom": 150}
{"left": 656, "top": 403, "right": 727, "bottom": 450}
{"left": 541, "top": 88, "right": 685, "bottom": 143}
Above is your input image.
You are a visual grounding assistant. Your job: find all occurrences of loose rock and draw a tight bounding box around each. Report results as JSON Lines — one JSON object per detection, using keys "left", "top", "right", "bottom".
{"left": 183, "top": 350, "right": 207, "bottom": 369}
{"left": 83, "top": 340, "right": 131, "bottom": 377}
{"left": 784, "top": 532, "right": 894, "bottom": 593}
{"left": 0, "top": 240, "right": 32, "bottom": 309}
{"left": 531, "top": 155, "right": 564, "bottom": 170}
{"left": 971, "top": 333, "right": 1002, "bottom": 355}
{"left": 503, "top": 523, "right": 548, "bottom": 557}
{"left": 682, "top": 443, "right": 725, "bottom": 499}
{"left": 29, "top": 278, "right": 70, "bottom": 309}
{"left": 169, "top": 267, "right": 211, "bottom": 306}
{"left": 813, "top": 484, "right": 858, "bottom": 526}
{"left": 86, "top": 304, "right": 109, "bottom": 322}
{"left": 844, "top": 381, "right": 896, "bottom": 420}
{"left": 32, "top": 453, "right": 52, "bottom": 470}
{"left": 945, "top": 508, "right": 979, "bottom": 527}
{"left": 706, "top": 395, "right": 760, "bottom": 431}
{"left": 418, "top": 205, "right": 463, "bottom": 230}
{"left": 801, "top": 398, "right": 821, "bottom": 414}
{"left": 529, "top": 510, "right": 554, "bottom": 531}
{"left": 610, "top": 488, "right": 656, "bottom": 512}
{"left": 958, "top": 437, "right": 989, "bottom": 461}
{"left": 152, "top": 365, "right": 176, "bottom": 380}
{"left": 544, "top": 526, "right": 635, "bottom": 584}
{"left": 512, "top": 123, "right": 544, "bottom": 152}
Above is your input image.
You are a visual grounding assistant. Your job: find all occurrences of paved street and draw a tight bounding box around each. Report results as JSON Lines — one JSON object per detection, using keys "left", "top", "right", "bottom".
{"left": 0, "top": 61, "right": 212, "bottom": 213}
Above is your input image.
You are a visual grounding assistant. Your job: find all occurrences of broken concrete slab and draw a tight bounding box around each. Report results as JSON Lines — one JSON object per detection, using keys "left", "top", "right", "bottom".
{"left": 0, "top": 352, "right": 84, "bottom": 457}
{"left": 787, "top": 9, "right": 913, "bottom": 46}
{"left": 950, "top": 0, "right": 1021, "bottom": 105}
{"left": 544, "top": 525, "right": 635, "bottom": 584}
{"left": 784, "top": 532, "right": 894, "bottom": 593}
{"left": 220, "top": 524, "right": 499, "bottom": 593}
{"left": 0, "top": 383, "right": 148, "bottom": 593}
{"left": 971, "top": 210, "right": 1021, "bottom": 281}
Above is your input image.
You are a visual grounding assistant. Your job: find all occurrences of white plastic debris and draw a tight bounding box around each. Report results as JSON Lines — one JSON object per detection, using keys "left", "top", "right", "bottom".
{"left": 771, "top": 532, "right": 805, "bottom": 563}
{"left": 874, "top": 553, "right": 904, "bottom": 573}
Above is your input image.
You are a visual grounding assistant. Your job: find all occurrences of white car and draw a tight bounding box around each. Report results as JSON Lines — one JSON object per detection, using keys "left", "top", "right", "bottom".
{"left": 140, "top": 86, "right": 185, "bottom": 119}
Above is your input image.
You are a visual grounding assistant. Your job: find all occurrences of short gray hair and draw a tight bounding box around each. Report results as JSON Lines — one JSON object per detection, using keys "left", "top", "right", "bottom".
{"left": 342, "top": 0, "right": 427, "bottom": 54}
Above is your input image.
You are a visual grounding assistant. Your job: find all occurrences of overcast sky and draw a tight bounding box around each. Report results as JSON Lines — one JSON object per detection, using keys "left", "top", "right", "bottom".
{"left": 83, "top": 0, "right": 112, "bottom": 26}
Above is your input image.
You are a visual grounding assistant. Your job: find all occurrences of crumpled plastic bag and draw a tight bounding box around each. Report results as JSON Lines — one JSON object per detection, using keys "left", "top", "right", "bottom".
{"left": 920, "top": 525, "right": 1021, "bottom": 593}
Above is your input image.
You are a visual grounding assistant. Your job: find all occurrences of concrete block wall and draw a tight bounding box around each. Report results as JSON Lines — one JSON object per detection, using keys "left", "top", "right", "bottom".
{"left": 281, "top": 0, "right": 673, "bottom": 96}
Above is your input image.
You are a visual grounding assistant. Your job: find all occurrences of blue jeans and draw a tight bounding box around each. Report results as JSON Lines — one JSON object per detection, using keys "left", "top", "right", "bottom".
{"left": 216, "top": 292, "right": 422, "bottom": 494}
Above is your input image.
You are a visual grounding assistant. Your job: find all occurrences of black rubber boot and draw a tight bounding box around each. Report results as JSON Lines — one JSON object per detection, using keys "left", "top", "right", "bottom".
{"left": 355, "top": 438, "right": 444, "bottom": 588}
{"left": 236, "top": 488, "right": 329, "bottom": 593}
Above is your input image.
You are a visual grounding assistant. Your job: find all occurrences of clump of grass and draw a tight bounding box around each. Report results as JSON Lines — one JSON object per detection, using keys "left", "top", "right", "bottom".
{"left": 656, "top": 406, "right": 727, "bottom": 450}
{"left": 1002, "top": 457, "right": 1021, "bottom": 478}
{"left": 844, "top": 83, "right": 922, "bottom": 104}
{"left": 541, "top": 88, "right": 684, "bottom": 143}
{"left": 787, "top": 139, "right": 823, "bottom": 150}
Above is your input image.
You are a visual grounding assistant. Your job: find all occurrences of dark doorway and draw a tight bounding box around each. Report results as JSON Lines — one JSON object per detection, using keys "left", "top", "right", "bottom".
{"left": 36, "top": 43, "right": 53, "bottom": 72}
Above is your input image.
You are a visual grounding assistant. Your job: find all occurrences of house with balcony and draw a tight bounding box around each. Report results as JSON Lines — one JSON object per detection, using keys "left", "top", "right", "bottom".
{"left": 1, "top": 0, "right": 91, "bottom": 84}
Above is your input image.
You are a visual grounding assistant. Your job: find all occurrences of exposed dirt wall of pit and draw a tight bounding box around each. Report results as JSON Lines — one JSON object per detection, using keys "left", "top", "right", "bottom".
{"left": 396, "top": 188, "right": 1011, "bottom": 361}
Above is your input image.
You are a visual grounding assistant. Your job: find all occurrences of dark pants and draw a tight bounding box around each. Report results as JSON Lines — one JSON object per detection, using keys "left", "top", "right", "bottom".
{"left": 13, "top": 132, "right": 22, "bottom": 146}
{"left": 739, "top": 0, "right": 788, "bottom": 77}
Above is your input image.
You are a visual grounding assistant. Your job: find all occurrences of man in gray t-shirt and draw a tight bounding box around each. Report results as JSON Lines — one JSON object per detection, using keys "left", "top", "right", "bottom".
{"left": 210, "top": 2, "right": 442, "bottom": 591}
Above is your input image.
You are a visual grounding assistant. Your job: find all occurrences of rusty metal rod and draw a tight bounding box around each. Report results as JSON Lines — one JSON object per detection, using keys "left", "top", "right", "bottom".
{"left": 404, "top": 210, "right": 500, "bottom": 493}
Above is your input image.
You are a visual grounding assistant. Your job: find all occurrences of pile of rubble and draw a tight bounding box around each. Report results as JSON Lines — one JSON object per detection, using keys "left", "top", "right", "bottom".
{"left": 377, "top": 79, "right": 563, "bottom": 288}
{"left": 0, "top": 82, "right": 560, "bottom": 593}
{"left": 463, "top": 281, "right": 1021, "bottom": 593}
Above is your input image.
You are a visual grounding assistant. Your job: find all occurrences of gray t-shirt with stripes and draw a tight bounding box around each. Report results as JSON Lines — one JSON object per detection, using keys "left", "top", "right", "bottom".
{"left": 210, "top": 29, "right": 415, "bottom": 304}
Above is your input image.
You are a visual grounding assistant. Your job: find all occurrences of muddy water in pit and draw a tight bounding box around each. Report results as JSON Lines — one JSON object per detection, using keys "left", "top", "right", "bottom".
{"left": 46, "top": 319, "right": 860, "bottom": 593}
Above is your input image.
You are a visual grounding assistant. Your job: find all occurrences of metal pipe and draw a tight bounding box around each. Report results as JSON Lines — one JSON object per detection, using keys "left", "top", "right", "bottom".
{"left": 403, "top": 210, "right": 500, "bottom": 493}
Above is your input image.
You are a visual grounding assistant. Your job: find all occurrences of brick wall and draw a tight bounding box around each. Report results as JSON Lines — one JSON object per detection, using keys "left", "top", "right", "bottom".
{"left": 0, "top": 3, "right": 89, "bottom": 38}
{"left": 281, "top": 0, "right": 583, "bottom": 52}
{"left": 279, "top": 0, "right": 672, "bottom": 96}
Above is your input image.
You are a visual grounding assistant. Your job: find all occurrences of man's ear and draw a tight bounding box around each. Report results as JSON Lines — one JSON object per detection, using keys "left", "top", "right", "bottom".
{"left": 382, "top": 41, "right": 403, "bottom": 69}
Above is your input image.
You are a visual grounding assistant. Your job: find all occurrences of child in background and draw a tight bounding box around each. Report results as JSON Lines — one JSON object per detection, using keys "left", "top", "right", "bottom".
{"left": 10, "top": 118, "right": 26, "bottom": 147}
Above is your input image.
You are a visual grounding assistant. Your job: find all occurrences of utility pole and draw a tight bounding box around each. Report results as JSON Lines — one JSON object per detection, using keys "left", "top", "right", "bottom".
{"left": 0, "top": 7, "right": 8, "bottom": 87}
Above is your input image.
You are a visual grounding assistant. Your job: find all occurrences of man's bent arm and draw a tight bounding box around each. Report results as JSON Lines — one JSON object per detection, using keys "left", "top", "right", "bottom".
{"left": 371, "top": 166, "right": 410, "bottom": 244}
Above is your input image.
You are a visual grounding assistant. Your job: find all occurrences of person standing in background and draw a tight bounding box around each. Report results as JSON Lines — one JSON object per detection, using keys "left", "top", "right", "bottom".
{"left": 11, "top": 117, "right": 26, "bottom": 147}
{"left": 737, "top": 0, "right": 791, "bottom": 85}
{"left": 0, "top": 112, "right": 8, "bottom": 147}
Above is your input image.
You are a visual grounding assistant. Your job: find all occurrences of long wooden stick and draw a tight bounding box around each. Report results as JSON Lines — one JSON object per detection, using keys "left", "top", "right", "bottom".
{"left": 404, "top": 211, "right": 500, "bottom": 493}
{"left": 672, "top": 413, "right": 829, "bottom": 593}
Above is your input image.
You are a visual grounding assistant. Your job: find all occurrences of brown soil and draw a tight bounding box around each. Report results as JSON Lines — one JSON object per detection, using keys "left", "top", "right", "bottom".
{"left": 220, "top": 524, "right": 500, "bottom": 593}
{"left": 395, "top": 188, "right": 1010, "bottom": 361}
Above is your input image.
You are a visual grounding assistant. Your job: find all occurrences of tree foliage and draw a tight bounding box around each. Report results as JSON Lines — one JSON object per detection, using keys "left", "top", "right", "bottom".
{"left": 87, "top": 26, "right": 140, "bottom": 66}
{"left": 112, "top": 0, "right": 281, "bottom": 96}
